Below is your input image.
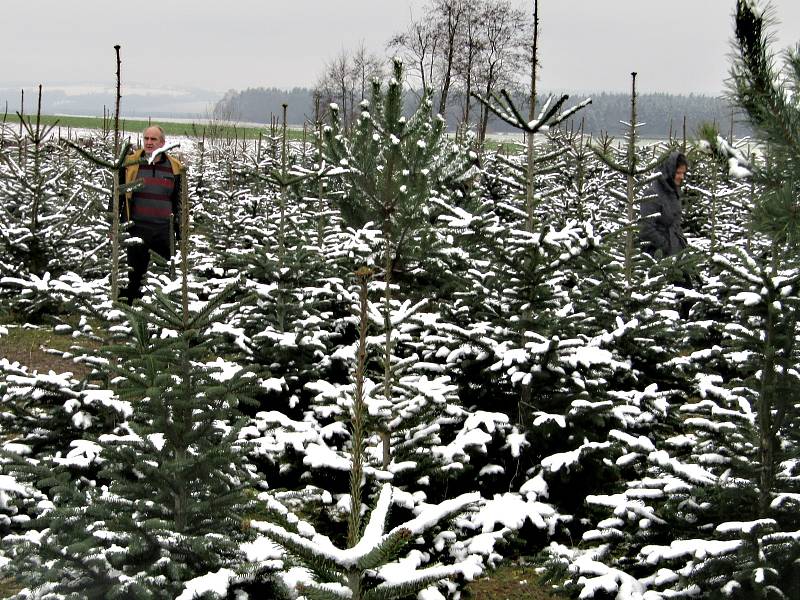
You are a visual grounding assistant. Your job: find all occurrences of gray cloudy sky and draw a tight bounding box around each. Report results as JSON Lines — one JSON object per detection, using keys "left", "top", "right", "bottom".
{"left": 2, "top": 0, "right": 799, "bottom": 95}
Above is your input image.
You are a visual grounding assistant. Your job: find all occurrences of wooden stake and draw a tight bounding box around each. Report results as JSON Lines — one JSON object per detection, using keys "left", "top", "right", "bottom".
{"left": 113, "top": 45, "right": 122, "bottom": 155}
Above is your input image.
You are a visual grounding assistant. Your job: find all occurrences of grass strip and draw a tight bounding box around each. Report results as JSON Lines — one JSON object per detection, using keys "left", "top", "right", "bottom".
{"left": 1, "top": 113, "right": 516, "bottom": 150}
{"left": 1, "top": 113, "right": 307, "bottom": 141}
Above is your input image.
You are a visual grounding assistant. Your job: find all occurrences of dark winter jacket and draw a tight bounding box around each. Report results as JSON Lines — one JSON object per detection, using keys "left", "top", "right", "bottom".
{"left": 112, "top": 148, "right": 184, "bottom": 239}
{"left": 640, "top": 151, "right": 688, "bottom": 257}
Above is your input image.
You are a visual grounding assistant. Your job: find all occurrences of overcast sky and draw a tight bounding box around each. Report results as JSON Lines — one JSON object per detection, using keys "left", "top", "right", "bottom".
{"left": 2, "top": 0, "right": 799, "bottom": 96}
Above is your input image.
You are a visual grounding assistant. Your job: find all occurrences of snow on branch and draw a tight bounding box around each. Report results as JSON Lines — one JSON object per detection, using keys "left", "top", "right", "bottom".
{"left": 148, "top": 142, "right": 181, "bottom": 165}
{"left": 471, "top": 89, "right": 591, "bottom": 135}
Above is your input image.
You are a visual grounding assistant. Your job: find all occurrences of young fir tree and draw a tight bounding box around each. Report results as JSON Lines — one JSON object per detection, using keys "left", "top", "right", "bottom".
{"left": 730, "top": 0, "right": 800, "bottom": 253}
{"left": 469, "top": 82, "right": 593, "bottom": 425}
{"left": 729, "top": 0, "right": 800, "bottom": 536}
{"left": 62, "top": 136, "right": 147, "bottom": 302}
{"left": 0, "top": 91, "right": 107, "bottom": 318}
{"left": 687, "top": 123, "right": 753, "bottom": 257}
{"left": 564, "top": 247, "right": 800, "bottom": 598}
{"left": 322, "top": 57, "right": 470, "bottom": 469}
{"left": 471, "top": 87, "right": 591, "bottom": 229}
{"left": 419, "top": 145, "right": 646, "bottom": 558}
{"left": 252, "top": 268, "right": 481, "bottom": 600}
{"left": 0, "top": 89, "right": 62, "bottom": 280}
{"left": 551, "top": 119, "right": 607, "bottom": 222}
{"left": 590, "top": 72, "right": 677, "bottom": 287}
{"left": 3, "top": 283, "right": 271, "bottom": 599}
{"left": 192, "top": 112, "right": 351, "bottom": 427}
{"left": 645, "top": 7, "right": 800, "bottom": 592}
{"left": 0, "top": 356, "right": 129, "bottom": 577}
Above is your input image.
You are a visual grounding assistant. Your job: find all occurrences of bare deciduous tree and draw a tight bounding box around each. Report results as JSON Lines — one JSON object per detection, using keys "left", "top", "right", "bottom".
{"left": 474, "top": 0, "right": 529, "bottom": 142}
{"left": 314, "top": 45, "right": 383, "bottom": 130}
{"left": 352, "top": 42, "right": 384, "bottom": 102}
{"left": 454, "top": 0, "right": 483, "bottom": 128}
{"left": 430, "top": 0, "right": 464, "bottom": 116}
{"left": 387, "top": 0, "right": 531, "bottom": 136}
{"left": 387, "top": 18, "right": 439, "bottom": 95}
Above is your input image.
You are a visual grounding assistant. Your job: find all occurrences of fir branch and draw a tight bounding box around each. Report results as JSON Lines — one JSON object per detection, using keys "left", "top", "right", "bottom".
{"left": 363, "top": 565, "right": 464, "bottom": 600}
{"left": 590, "top": 145, "right": 629, "bottom": 175}
{"left": 550, "top": 97, "right": 593, "bottom": 127}
{"left": 254, "top": 522, "right": 344, "bottom": 575}
{"left": 63, "top": 139, "right": 133, "bottom": 171}
{"left": 732, "top": 0, "right": 800, "bottom": 165}
{"left": 354, "top": 528, "right": 413, "bottom": 571}
{"left": 297, "top": 582, "right": 351, "bottom": 600}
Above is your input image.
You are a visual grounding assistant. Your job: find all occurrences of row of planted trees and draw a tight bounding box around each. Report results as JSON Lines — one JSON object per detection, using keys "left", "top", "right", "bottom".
{"left": 0, "top": 4, "right": 799, "bottom": 599}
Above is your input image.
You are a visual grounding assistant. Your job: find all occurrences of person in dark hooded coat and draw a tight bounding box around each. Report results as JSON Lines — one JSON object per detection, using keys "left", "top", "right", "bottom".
{"left": 640, "top": 151, "right": 689, "bottom": 258}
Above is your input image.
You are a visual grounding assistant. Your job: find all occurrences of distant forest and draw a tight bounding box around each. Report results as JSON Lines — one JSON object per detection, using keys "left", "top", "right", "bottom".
{"left": 214, "top": 86, "right": 752, "bottom": 140}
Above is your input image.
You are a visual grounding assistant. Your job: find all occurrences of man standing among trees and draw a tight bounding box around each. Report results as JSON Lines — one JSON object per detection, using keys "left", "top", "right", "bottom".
{"left": 640, "top": 151, "right": 689, "bottom": 258}
{"left": 114, "top": 125, "right": 183, "bottom": 302}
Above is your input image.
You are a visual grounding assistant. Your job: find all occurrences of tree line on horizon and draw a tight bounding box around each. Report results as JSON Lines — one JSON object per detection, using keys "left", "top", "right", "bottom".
{"left": 214, "top": 85, "right": 752, "bottom": 140}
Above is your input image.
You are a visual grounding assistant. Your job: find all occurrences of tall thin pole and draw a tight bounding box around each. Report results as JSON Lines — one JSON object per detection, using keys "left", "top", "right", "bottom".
{"left": 279, "top": 103, "right": 288, "bottom": 263}
{"left": 180, "top": 169, "right": 190, "bottom": 324}
{"left": 111, "top": 171, "right": 121, "bottom": 302}
{"left": 528, "top": 0, "right": 539, "bottom": 124}
{"left": 625, "top": 72, "right": 638, "bottom": 286}
{"left": 113, "top": 45, "right": 122, "bottom": 155}
{"left": 525, "top": 0, "right": 540, "bottom": 232}
{"left": 519, "top": 0, "right": 540, "bottom": 429}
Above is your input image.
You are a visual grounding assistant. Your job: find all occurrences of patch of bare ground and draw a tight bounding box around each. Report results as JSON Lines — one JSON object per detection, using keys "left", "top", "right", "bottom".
{"left": 0, "top": 577, "right": 22, "bottom": 598}
{"left": 463, "top": 563, "right": 565, "bottom": 600}
{"left": 0, "top": 324, "right": 97, "bottom": 379}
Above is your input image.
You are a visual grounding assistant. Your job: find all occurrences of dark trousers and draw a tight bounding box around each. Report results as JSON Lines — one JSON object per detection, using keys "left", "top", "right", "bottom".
{"left": 122, "top": 223, "right": 172, "bottom": 301}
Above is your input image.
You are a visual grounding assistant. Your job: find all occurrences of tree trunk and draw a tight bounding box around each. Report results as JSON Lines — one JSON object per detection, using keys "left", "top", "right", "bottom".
{"left": 525, "top": 0, "right": 539, "bottom": 231}
{"left": 463, "top": 48, "right": 474, "bottom": 126}
{"left": 180, "top": 164, "right": 190, "bottom": 326}
{"left": 113, "top": 45, "right": 122, "bottom": 156}
{"left": 381, "top": 150, "right": 398, "bottom": 469}
{"left": 519, "top": 0, "right": 540, "bottom": 427}
{"left": 479, "top": 74, "right": 493, "bottom": 144}
{"left": 758, "top": 303, "right": 777, "bottom": 516}
{"left": 349, "top": 268, "right": 371, "bottom": 550}
{"left": 624, "top": 73, "right": 638, "bottom": 286}
{"left": 437, "top": 3, "right": 460, "bottom": 116}
{"left": 111, "top": 175, "right": 121, "bottom": 302}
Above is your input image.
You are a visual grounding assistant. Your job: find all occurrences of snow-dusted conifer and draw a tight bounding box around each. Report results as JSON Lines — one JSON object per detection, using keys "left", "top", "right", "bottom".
{"left": 591, "top": 72, "right": 677, "bottom": 286}
{"left": 0, "top": 94, "right": 108, "bottom": 319}
{"left": 687, "top": 123, "right": 753, "bottom": 256}
{"left": 253, "top": 268, "right": 480, "bottom": 600}
{"left": 323, "top": 58, "right": 469, "bottom": 468}
{"left": 730, "top": 0, "right": 800, "bottom": 252}
{"left": 62, "top": 135, "right": 141, "bottom": 302}
{"left": 3, "top": 283, "right": 269, "bottom": 598}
